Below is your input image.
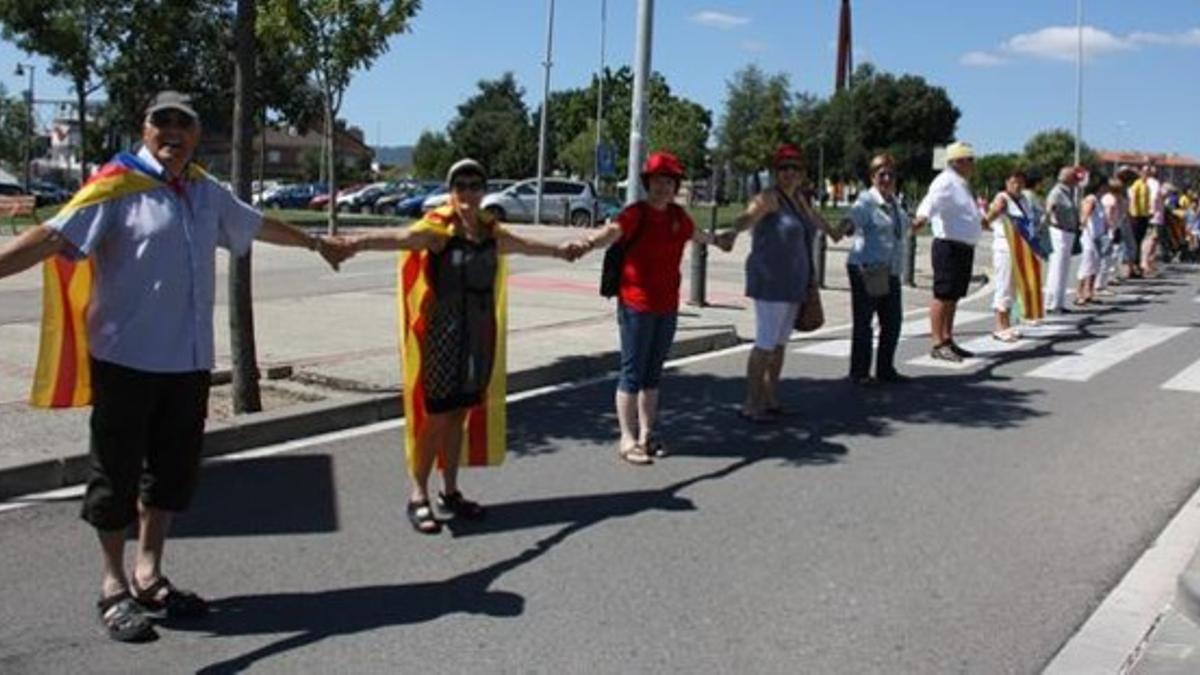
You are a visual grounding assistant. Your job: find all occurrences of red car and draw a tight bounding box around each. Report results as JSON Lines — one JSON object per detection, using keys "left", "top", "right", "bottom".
{"left": 308, "top": 183, "right": 364, "bottom": 210}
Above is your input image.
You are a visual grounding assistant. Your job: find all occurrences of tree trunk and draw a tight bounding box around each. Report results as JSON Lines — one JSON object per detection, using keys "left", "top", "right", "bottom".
{"left": 229, "top": 0, "right": 262, "bottom": 414}
{"left": 324, "top": 91, "right": 339, "bottom": 236}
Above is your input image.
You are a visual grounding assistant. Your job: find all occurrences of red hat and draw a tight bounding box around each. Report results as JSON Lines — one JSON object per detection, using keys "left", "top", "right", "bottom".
{"left": 773, "top": 144, "right": 804, "bottom": 168}
{"left": 641, "top": 151, "right": 685, "bottom": 185}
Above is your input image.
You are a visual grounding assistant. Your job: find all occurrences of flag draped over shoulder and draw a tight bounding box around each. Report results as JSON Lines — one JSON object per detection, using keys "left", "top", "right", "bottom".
{"left": 1002, "top": 214, "right": 1046, "bottom": 323}
{"left": 397, "top": 206, "right": 507, "bottom": 471}
{"left": 29, "top": 153, "right": 203, "bottom": 408}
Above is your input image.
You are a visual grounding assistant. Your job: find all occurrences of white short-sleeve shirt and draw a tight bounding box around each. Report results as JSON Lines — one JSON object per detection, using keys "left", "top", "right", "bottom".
{"left": 916, "top": 168, "right": 982, "bottom": 245}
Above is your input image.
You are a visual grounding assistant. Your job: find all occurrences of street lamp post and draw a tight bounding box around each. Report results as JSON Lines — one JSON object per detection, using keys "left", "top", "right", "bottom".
{"left": 15, "top": 63, "right": 35, "bottom": 191}
{"left": 533, "top": 0, "right": 556, "bottom": 225}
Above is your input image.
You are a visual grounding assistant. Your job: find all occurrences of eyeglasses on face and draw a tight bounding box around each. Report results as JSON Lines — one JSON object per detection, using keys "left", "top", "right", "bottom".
{"left": 874, "top": 170, "right": 895, "bottom": 179}
{"left": 777, "top": 164, "right": 803, "bottom": 173}
{"left": 150, "top": 112, "right": 196, "bottom": 129}
{"left": 452, "top": 180, "right": 485, "bottom": 192}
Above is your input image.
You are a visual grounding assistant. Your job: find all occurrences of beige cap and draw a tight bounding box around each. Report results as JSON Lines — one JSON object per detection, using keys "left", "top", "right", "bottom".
{"left": 945, "top": 141, "right": 975, "bottom": 162}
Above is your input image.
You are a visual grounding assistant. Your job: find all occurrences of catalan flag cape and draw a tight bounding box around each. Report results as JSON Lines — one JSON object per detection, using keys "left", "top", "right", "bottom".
{"left": 397, "top": 205, "right": 507, "bottom": 471}
{"left": 29, "top": 152, "right": 205, "bottom": 408}
{"left": 1002, "top": 213, "right": 1047, "bottom": 323}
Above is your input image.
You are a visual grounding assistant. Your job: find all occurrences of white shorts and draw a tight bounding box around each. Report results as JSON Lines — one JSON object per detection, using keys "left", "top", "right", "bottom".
{"left": 992, "top": 243, "right": 1013, "bottom": 311}
{"left": 754, "top": 300, "right": 800, "bottom": 350}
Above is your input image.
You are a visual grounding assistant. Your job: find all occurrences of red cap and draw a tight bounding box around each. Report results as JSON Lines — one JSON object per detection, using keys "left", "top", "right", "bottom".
{"left": 641, "top": 151, "right": 685, "bottom": 182}
{"left": 773, "top": 144, "right": 804, "bottom": 168}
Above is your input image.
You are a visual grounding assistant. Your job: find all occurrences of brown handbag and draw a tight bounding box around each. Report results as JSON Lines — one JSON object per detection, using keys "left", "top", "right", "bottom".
{"left": 794, "top": 282, "right": 824, "bottom": 332}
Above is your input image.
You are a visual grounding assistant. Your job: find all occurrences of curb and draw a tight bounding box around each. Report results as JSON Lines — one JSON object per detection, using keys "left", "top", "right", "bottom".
{"left": 0, "top": 328, "right": 741, "bottom": 501}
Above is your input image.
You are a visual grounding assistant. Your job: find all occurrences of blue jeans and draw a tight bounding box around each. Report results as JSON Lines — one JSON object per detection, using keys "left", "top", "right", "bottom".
{"left": 617, "top": 303, "right": 677, "bottom": 393}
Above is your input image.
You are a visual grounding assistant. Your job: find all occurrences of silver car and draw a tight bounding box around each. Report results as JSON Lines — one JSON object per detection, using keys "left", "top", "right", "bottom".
{"left": 482, "top": 178, "right": 599, "bottom": 226}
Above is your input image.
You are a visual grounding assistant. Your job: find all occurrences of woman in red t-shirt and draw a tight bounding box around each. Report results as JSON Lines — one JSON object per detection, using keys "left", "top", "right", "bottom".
{"left": 574, "top": 152, "right": 731, "bottom": 464}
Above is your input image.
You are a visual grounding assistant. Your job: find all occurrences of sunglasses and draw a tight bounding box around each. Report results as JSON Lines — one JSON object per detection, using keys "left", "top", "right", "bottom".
{"left": 149, "top": 111, "right": 196, "bottom": 129}
{"left": 875, "top": 170, "right": 895, "bottom": 179}
{"left": 452, "top": 180, "right": 485, "bottom": 192}
{"left": 777, "top": 164, "right": 803, "bottom": 173}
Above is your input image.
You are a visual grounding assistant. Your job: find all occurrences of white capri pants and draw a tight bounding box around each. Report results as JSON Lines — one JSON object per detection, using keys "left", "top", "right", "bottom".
{"left": 1077, "top": 232, "right": 1101, "bottom": 280}
{"left": 1044, "top": 228, "right": 1076, "bottom": 311}
{"left": 754, "top": 300, "right": 800, "bottom": 350}
{"left": 992, "top": 241, "right": 1013, "bottom": 311}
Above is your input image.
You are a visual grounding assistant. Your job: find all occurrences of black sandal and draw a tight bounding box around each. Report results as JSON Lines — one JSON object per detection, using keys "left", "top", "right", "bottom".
{"left": 437, "top": 490, "right": 486, "bottom": 521}
{"left": 132, "top": 577, "right": 208, "bottom": 620}
{"left": 98, "top": 591, "right": 157, "bottom": 642}
{"left": 645, "top": 435, "right": 668, "bottom": 458}
{"left": 406, "top": 499, "right": 442, "bottom": 534}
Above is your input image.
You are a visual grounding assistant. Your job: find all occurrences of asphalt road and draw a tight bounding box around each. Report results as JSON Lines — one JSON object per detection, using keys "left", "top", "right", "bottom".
{"left": 1, "top": 267, "right": 1198, "bottom": 674}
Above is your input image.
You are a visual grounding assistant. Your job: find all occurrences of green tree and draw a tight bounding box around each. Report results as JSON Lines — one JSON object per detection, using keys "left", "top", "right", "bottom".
{"left": 0, "top": 85, "right": 30, "bottom": 164}
{"left": 0, "top": 0, "right": 117, "bottom": 178}
{"left": 972, "top": 153, "right": 1020, "bottom": 197}
{"left": 411, "top": 130, "right": 454, "bottom": 180}
{"left": 447, "top": 73, "right": 537, "bottom": 179}
{"left": 260, "top": 0, "right": 420, "bottom": 233}
{"left": 1020, "top": 129, "right": 1099, "bottom": 189}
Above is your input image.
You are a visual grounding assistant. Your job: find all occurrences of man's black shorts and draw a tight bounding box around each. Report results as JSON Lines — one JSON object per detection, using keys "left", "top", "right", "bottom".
{"left": 81, "top": 358, "right": 211, "bottom": 531}
{"left": 931, "top": 238, "right": 975, "bottom": 301}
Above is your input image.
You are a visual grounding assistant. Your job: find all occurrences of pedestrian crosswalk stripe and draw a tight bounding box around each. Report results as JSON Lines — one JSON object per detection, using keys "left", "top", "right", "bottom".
{"left": 1025, "top": 324, "right": 1189, "bottom": 382}
{"left": 793, "top": 310, "right": 990, "bottom": 357}
{"left": 904, "top": 316, "right": 1087, "bottom": 370}
{"left": 1162, "top": 357, "right": 1200, "bottom": 393}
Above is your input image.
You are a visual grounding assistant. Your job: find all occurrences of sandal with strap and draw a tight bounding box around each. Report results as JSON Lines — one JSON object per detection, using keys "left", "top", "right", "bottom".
{"left": 132, "top": 577, "right": 209, "bottom": 620}
{"left": 618, "top": 444, "right": 654, "bottom": 465}
{"left": 437, "top": 490, "right": 486, "bottom": 521}
{"left": 98, "top": 590, "right": 157, "bottom": 642}
{"left": 406, "top": 499, "right": 442, "bottom": 534}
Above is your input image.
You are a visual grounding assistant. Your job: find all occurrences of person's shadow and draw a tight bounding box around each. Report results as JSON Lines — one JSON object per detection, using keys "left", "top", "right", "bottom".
{"left": 178, "top": 456, "right": 766, "bottom": 674}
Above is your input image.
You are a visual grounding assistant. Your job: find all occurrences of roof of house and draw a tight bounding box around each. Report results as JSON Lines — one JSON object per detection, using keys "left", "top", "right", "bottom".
{"left": 1096, "top": 150, "right": 1200, "bottom": 169}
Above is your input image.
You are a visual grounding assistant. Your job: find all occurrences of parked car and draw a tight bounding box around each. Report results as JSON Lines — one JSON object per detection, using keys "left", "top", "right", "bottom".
{"left": 28, "top": 180, "right": 72, "bottom": 206}
{"left": 374, "top": 181, "right": 439, "bottom": 216}
{"left": 407, "top": 185, "right": 447, "bottom": 217}
{"left": 257, "top": 183, "right": 326, "bottom": 210}
{"left": 336, "top": 181, "right": 397, "bottom": 213}
{"left": 482, "top": 178, "right": 600, "bottom": 226}
{"left": 308, "top": 183, "right": 364, "bottom": 210}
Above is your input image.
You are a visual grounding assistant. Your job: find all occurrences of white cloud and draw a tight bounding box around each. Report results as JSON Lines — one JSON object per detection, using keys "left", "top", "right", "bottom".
{"left": 960, "top": 24, "right": 1200, "bottom": 68}
{"left": 691, "top": 10, "right": 750, "bottom": 30}
{"left": 960, "top": 51, "right": 1007, "bottom": 67}
{"left": 1129, "top": 28, "right": 1200, "bottom": 47}
{"left": 1002, "top": 26, "right": 1133, "bottom": 61}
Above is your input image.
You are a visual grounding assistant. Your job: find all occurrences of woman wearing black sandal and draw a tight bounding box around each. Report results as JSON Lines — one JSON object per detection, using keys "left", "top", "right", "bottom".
{"left": 344, "top": 159, "right": 581, "bottom": 533}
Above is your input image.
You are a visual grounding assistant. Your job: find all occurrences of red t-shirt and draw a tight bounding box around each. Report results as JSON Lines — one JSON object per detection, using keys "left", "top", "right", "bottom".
{"left": 616, "top": 202, "right": 695, "bottom": 314}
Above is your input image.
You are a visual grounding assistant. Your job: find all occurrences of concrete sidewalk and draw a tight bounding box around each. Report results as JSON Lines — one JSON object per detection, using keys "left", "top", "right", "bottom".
{"left": 0, "top": 227, "right": 988, "bottom": 499}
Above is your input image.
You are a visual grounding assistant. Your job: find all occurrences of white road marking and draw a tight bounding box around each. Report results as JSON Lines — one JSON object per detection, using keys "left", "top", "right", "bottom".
{"left": 1044, "top": 470, "right": 1200, "bottom": 673}
{"left": 1162, "top": 356, "right": 1200, "bottom": 393}
{"left": 793, "top": 310, "right": 990, "bottom": 358}
{"left": 1026, "top": 324, "right": 1189, "bottom": 382}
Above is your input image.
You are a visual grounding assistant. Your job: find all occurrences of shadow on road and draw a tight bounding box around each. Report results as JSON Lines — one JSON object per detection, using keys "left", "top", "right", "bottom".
{"left": 173, "top": 457, "right": 761, "bottom": 674}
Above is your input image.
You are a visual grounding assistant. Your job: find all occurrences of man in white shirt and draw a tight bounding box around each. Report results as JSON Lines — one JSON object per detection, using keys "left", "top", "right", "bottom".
{"left": 0, "top": 91, "right": 351, "bottom": 643}
{"left": 913, "top": 142, "right": 988, "bottom": 362}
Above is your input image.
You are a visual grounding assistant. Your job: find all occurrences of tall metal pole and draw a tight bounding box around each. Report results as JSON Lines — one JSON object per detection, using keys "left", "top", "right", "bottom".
{"left": 625, "top": 0, "right": 654, "bottom": 205}
{"left": 1074, "top": 0, "right": 1083, "bottom": 168}
{"left": 534, "top": 0, "right": 556, "bottom": 225}
{"left": 593, "top": 0, "right": 607, "bottom": 187}
{"left": 16, "top": 64, "right": 35, "bottom": 190}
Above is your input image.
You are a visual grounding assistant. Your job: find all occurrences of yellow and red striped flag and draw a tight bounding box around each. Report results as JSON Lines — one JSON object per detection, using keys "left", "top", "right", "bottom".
{"left": 1002, "top": 214, "right": 1046, "bottom": 323}
{"left": 397, "top": 206, "right": 507, "bottom": 472}
{"left": 30, "top": 153, "right": 203, "bottom": 408}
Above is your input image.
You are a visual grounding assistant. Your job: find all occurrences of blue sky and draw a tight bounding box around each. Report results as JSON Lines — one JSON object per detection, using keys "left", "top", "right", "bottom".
{"left": 2, "top": 1, "right": 1197, "bottom": 159}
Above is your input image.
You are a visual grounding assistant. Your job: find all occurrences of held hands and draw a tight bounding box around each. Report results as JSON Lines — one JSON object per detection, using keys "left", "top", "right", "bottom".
{"left": 714, "top": 229, "right": 737, "bottom": 252}
{"left": 314, "top": 235, "right": 357, "bottom": 271}
{"left": 556, "top": 239, "right": 590, "bottom": 262}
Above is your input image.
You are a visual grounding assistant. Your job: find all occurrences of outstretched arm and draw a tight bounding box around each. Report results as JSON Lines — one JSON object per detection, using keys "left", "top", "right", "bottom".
{"left": 0, "top": 225, "right": 67, "bottom": 280}
{"left": 571, "top": 221, "right": 624, "bottom": 259}
{"left": 497, "top": 227, "right": 574, "bottom": 259}
{"left": 347, "top": 226, "right": 445, "bottom": 254}
{"left": 256, "top": 217, "right": 349, "bottom": 270}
